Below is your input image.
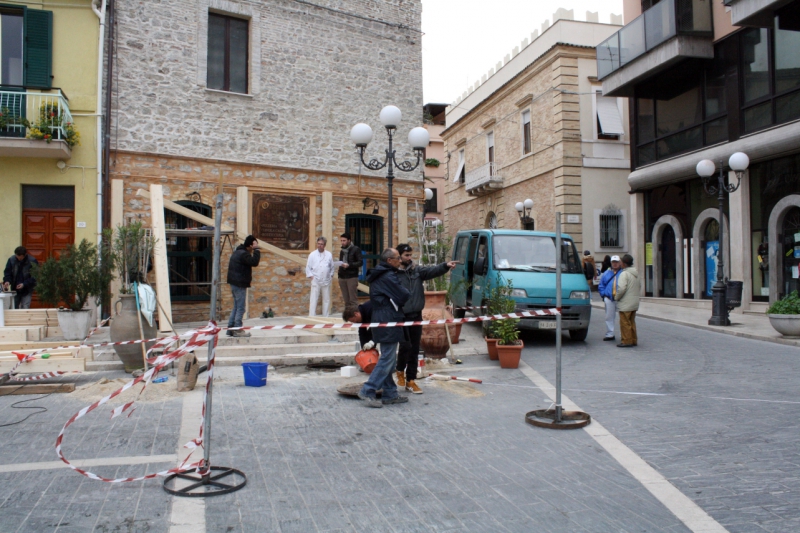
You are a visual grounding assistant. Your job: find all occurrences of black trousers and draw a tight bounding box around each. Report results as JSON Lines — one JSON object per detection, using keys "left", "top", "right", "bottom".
{"left": 396, "top": 311, "right": 423, "bottom": 381}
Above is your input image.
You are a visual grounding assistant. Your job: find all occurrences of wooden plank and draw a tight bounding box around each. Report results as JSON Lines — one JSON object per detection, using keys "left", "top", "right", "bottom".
{"left": 0, "top": 346, "right": 90, "bottom": 358}
{"left": 0, "top": 357, "right": 85, "bottom": 374}
{"left": 0, "top": 383, "right": 75, "bottom": 395}
{"left": 398, "top": 196, "right": 408, "bottom": 245}
{"left": 236, "top": 186, "right": 250, "bottom": 241}
{"left": 0, "top": 328, "right": 38, "bottom": 342}
{"left": 149, "top": 185, "right": 174, "bottom": 334}
{"left": 110, "top": 179, "right": 125, "bottom": 300}
{"left": 136, "top": 189, "right": 234, "bottom": 232}
{"left": 322, "top": 192, "right": 333, "bottom": 247}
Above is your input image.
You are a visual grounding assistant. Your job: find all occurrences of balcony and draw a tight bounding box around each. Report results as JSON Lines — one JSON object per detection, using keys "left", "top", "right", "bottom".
{"left": 726, "top": 0, "right": 794, "bottom": 27}
{"left": 465, "top": 162, "right": 502, "bottom": 196}
{"left": 596, "top": 0, "right": 714, "bottom": 97}
{"left": 0, "top": 88, "right": 73, "bottom": 159}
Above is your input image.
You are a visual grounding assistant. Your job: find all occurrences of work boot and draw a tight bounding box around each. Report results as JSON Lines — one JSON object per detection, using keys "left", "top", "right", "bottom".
{"left": 395, "top": 370, "right": 405, "bottom": 388}
{"left": 382, "top": 396, "right": 409, "bottom": 405}
{"left": 357, "top": 391, "right": 383, "bottom": 408}
{"left": 405, "top": 380, "right": 423, "bottom": 394}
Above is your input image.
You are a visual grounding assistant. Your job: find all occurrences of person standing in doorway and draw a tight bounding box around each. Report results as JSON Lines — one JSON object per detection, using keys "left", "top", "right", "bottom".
{"left": 598, "top": 255, "right": 622, "bottom": 341}
{"left": 358, "top": 248, "right": 410, "bottom": 408}
{"left": 306, "top": 236, "right": 334, "bottom": 317}
{"left": 338, "top": 233, "right": 362, "bottom": 309}
{"left": 226, "top": 236, "right": 260, "bottom": 337}
{"left": 395, "top": 243, "right": 456, "bottom": 394}
{"left": 3, "top": 246, "right": 38, "bottom": 309}
{"left": 614, "top": 254, "right": 640, "bottom": 348}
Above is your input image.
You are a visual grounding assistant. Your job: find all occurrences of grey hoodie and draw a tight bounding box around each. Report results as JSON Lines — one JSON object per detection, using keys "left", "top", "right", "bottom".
{"left": 614, "top": 266, "right": 640, "bottom": 312}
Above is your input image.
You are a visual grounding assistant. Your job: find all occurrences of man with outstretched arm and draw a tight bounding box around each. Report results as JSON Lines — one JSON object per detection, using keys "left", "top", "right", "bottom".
{"left": 358, "top": 248, "right": 410, "bottom": 408}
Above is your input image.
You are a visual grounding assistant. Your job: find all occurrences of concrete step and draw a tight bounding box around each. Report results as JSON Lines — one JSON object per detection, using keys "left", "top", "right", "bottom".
{"left": 86, "top": 352, "right": 357, "bottom": 372}
{"left": 216, "top": 332, "right": 357, "bottom": 346}
{"left": 216, "top": 342, "right": 358, "bottom": 358}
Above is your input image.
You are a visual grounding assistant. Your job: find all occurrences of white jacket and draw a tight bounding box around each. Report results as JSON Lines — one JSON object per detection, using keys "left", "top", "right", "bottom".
{"left": 306, "top": 250, "right": 334, "bottom": 285}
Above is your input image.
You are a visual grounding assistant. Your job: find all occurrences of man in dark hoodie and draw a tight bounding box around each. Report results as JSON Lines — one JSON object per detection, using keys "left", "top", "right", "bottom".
{"left": 395, "top": 243, "right": 456, "bottom": 394}
{"left": 226, "top": 235, "right": 261, "bottom": 337}
{"left": 358, "top": 248, "right": 410, "bottom": 408}
{"left": 3, "top": 246, "right": 38, "bottom": 309}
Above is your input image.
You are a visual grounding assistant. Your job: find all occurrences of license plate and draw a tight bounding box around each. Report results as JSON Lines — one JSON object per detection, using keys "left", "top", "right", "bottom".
{"left": 538, "top": 321, "right": 557, "bottom": 329}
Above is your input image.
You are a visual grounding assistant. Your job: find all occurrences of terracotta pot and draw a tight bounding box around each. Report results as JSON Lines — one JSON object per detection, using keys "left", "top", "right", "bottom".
{"left": 420, "top": 290, "right": 455, "bottom": 359}
{"left": 485, "top": 337, "right": 499, "bottom": 360}
{"left": 496, "top": 341, "right": 523, "bottom": 369}
{"left": 111, "top": 294, "right": 157, "bottom": 373}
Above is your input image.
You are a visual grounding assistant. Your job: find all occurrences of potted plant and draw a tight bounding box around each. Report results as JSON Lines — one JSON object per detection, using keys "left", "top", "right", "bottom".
{"left": 109, "top": 222, "right": 158, "bottom": 372}
{"left": 485, "top": 274, "right": 522, "bottom": 367}
{"left": 32, "top": 239, "right": 113, "bottom": 340}
{"left": 766, "top": 290, "right": 800, "bottom": 338}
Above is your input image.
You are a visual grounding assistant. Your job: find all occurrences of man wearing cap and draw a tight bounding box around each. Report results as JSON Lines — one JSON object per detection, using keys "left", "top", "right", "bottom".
{"left": 598, "top": 255, "right": 623, "bottom": 341}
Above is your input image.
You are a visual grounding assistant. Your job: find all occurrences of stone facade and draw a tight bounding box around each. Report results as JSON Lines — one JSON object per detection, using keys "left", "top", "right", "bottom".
{"left": 109, "top": 0, "right": 425, "bottom": 322}
{"left": 112, "top": 152, "right": 423, "bottom": 320}
{"left": 112, "top": 0, "right": 423, "bottom": 178}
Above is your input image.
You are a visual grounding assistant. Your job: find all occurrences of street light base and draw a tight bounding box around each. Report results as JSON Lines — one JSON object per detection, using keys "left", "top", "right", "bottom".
{"left": 708, "top": 283, "right": 730, "bottom": 326}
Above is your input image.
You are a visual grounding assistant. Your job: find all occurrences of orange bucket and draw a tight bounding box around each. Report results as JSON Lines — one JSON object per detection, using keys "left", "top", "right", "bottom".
{"left": 355, "top": 349, "right": 379, "bottom": 374}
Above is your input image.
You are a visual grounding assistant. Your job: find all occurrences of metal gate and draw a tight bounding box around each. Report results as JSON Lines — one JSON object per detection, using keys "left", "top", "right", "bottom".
{"left": 165, "top": 200, "right": 212, "bottom": 301}
{"left": 345, "top": 214, "right": 383, "bottom": 283}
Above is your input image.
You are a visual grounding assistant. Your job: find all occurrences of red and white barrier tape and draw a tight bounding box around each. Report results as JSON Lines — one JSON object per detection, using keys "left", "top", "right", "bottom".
{"left": 54, "top": 322, "right": 220, "bottom": 483}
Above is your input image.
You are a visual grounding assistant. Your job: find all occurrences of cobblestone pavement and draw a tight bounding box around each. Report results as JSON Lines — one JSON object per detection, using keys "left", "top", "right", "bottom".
{"left": 0, "top": 309, "right": 797, "bottom": 532}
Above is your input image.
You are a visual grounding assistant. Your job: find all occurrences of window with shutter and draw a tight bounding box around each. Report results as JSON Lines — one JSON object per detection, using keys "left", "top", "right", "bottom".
{"left": 24, "top": 8, "right": 52, "bottom": 88}
{"left": 1, "top": 8, "right": 24, "bottom": 86}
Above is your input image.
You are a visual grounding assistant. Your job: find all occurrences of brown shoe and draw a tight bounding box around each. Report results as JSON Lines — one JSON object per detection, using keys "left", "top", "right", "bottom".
{"left": 396, "top": 371, "right": 405, "bottom": 388}
{"left": 405, "top": 380, "right": 423, "bottom": 394}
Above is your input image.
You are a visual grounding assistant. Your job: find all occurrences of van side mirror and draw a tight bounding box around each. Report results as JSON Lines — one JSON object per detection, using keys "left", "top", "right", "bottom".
{"left": 474, "top": 256, "right": 487, "bottom": 276}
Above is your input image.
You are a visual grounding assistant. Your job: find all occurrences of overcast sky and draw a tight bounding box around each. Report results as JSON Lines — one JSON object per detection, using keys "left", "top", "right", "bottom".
{"left": 421, "top": 0, "right": 624, "bottom": 104}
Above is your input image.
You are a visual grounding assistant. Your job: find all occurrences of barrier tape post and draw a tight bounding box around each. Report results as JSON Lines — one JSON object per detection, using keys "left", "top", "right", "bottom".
{"left": 162, "top": 191, "right": 246, "bottom": 496}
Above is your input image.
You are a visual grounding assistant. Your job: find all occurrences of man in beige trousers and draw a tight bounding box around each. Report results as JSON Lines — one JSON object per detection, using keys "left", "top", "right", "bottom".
{"left": 614, "top": 254, "right": 640, "bottom": 348}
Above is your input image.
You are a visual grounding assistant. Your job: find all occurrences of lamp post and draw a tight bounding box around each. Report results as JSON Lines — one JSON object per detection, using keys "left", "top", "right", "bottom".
{"left": 351, "top": 106, "right": 429, "bottom": 248}
{"left": 515, "top": 198, "right": 534, "bottom": 229}
{"left": 695, "top": 152, "right": 749, "bottom": 326}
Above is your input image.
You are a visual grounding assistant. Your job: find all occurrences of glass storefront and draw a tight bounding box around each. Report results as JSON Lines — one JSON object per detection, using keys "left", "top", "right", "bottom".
{"left": 750, "top": 153, "right": 800, "bottom": 300}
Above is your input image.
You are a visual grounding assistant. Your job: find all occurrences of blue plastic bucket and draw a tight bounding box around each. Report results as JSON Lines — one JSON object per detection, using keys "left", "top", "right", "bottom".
{"left": 242, "top": 362, "right": 268, "bottom": 387}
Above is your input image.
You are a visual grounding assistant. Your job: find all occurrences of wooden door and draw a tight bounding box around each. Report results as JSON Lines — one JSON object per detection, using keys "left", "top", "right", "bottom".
{"left": 22, "top": 209, "right": 74, "bottom": 307}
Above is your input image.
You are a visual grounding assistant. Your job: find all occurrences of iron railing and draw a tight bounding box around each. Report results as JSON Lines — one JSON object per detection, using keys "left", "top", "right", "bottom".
{"left": 0, "top": 88, "right": 74, "bottom": 142}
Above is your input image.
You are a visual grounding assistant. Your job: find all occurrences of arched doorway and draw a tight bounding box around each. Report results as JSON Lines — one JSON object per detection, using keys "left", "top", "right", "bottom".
{"left": 691, "top": 208, "right": 730, "bottom": 300}
{"left": 768, "top": 195, "right": 800, "bottom": 302}
{"left": 486, "top": 211, "right": 498, "bottom": 229}
{"left": 652, "top": 214, "right": 684, "bottom": 298}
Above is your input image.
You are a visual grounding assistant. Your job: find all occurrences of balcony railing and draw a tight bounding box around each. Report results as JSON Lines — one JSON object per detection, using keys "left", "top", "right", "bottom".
{"left": 597, "top": 0, "right": 712, "bottom": 80}
{"left": 0, "top": 88, "right": 74, "bottom": 143}
{"left": 465, "top": 162, "right": 502, "bottom": 195}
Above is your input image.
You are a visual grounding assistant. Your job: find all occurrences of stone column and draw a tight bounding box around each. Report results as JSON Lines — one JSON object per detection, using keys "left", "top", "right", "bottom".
{"left": 629, "top": 192, "right": 646, "bottom": 295}
{"left": 728, "top": 170, "right": 751, "bottom": 312}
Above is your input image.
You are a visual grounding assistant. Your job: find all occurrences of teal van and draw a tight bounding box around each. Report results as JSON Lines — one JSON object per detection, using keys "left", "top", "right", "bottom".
{"left": 449, "top": 229, "right": 591, "bottom": 341}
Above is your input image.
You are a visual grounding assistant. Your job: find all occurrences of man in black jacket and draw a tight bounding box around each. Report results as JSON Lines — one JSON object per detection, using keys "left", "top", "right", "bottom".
{"left": 395, "top": 244, "right": 456, "bottom": 394}
{"left": 358, "top": 248, "right": 410, "bottom": 408}
{"left": 3, "top": 246, "right": 38, "bottom": 309}
{"left": 226, "top": 235, "right": 260, "bottom": 337}
{"left": 337, "top": 233, "right": 362, "bottom": 308}
{"left": 342, "top": 301, "right": 373, "bottom": 349}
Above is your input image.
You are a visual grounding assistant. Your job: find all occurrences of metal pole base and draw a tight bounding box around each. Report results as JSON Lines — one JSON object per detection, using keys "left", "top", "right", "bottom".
{"left": 708, "top": 284, "right": 730, "bottom": 326}
{"left": 525, "top": 409, "right": 591, "bottom": 430}
{"left": 163, "top": 466, "right": 246, "bottom": 497}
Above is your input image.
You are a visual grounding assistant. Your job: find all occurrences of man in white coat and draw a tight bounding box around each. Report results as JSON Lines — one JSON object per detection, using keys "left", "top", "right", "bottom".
{"left": 306, "top": 236, "right": 334, "bottom": 317}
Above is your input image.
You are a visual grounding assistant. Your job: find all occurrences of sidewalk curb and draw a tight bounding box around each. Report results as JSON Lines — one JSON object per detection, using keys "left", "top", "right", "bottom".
{"left": 590, "top": 302, "right": 800, "bottom": 348}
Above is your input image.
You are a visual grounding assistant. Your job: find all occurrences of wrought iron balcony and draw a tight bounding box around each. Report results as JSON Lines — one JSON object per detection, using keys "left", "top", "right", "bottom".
{"left": 596, "top": 0, "right": 713, "bottom": 96}
{"left": 465, "top": 162, "right": 502, "bottom": 196}
{"left": 0, "top": 87, "right": 74, "bottom": 159}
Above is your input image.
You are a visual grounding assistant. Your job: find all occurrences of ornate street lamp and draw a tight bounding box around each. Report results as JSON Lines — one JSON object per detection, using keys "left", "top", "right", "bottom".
{"left": 695, "top": 152, "right": 749, "bottom": 326}
{"left": 515, "top": 198, "right": 534, "bottom": 229}
{"left": 423, "top": 187, "right": 434, "bottom": 217}
{"left": 350, "top": 106, "right": 430, "bottom": 248}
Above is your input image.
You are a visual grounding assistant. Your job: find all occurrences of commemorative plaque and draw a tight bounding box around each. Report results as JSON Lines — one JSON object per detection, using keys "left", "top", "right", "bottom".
{"left": 252, "top": 194, "right": 309, "bottom": 250}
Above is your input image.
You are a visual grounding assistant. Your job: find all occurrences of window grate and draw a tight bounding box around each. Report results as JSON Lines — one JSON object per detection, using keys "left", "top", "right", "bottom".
{"left": 600, "top": 214, "right": 622, "bottom": 247}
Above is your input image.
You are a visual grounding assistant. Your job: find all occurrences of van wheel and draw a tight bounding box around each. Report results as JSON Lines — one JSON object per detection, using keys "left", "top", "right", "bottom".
{"left": 569, "top": 328, "right": 589, "bottom": 342}
{"left": 454, "top": 307, "right": 465, "bottom": 319}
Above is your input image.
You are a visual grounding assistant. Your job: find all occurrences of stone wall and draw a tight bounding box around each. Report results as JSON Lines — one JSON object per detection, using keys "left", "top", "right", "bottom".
{"left": 112, "top": 151, "right": 423, "bottom": 321}
{"left": 442, "top": 45, "right": 591, "bottom": 248}
{"left": 111, "top": 0, "right": 423, "bottom": 179}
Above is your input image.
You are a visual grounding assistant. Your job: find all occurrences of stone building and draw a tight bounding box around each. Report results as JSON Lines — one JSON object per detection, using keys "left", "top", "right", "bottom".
{"left": 442, "top": 13, "right": 631, "bottom": 260}
{"left": 107, "top": 0, "right": 424, "bottom": 321}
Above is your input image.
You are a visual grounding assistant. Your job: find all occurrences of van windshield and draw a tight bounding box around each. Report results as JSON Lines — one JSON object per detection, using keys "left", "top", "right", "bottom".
{"left": 491, "top": 235, "right": 582, "bottom": 274}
